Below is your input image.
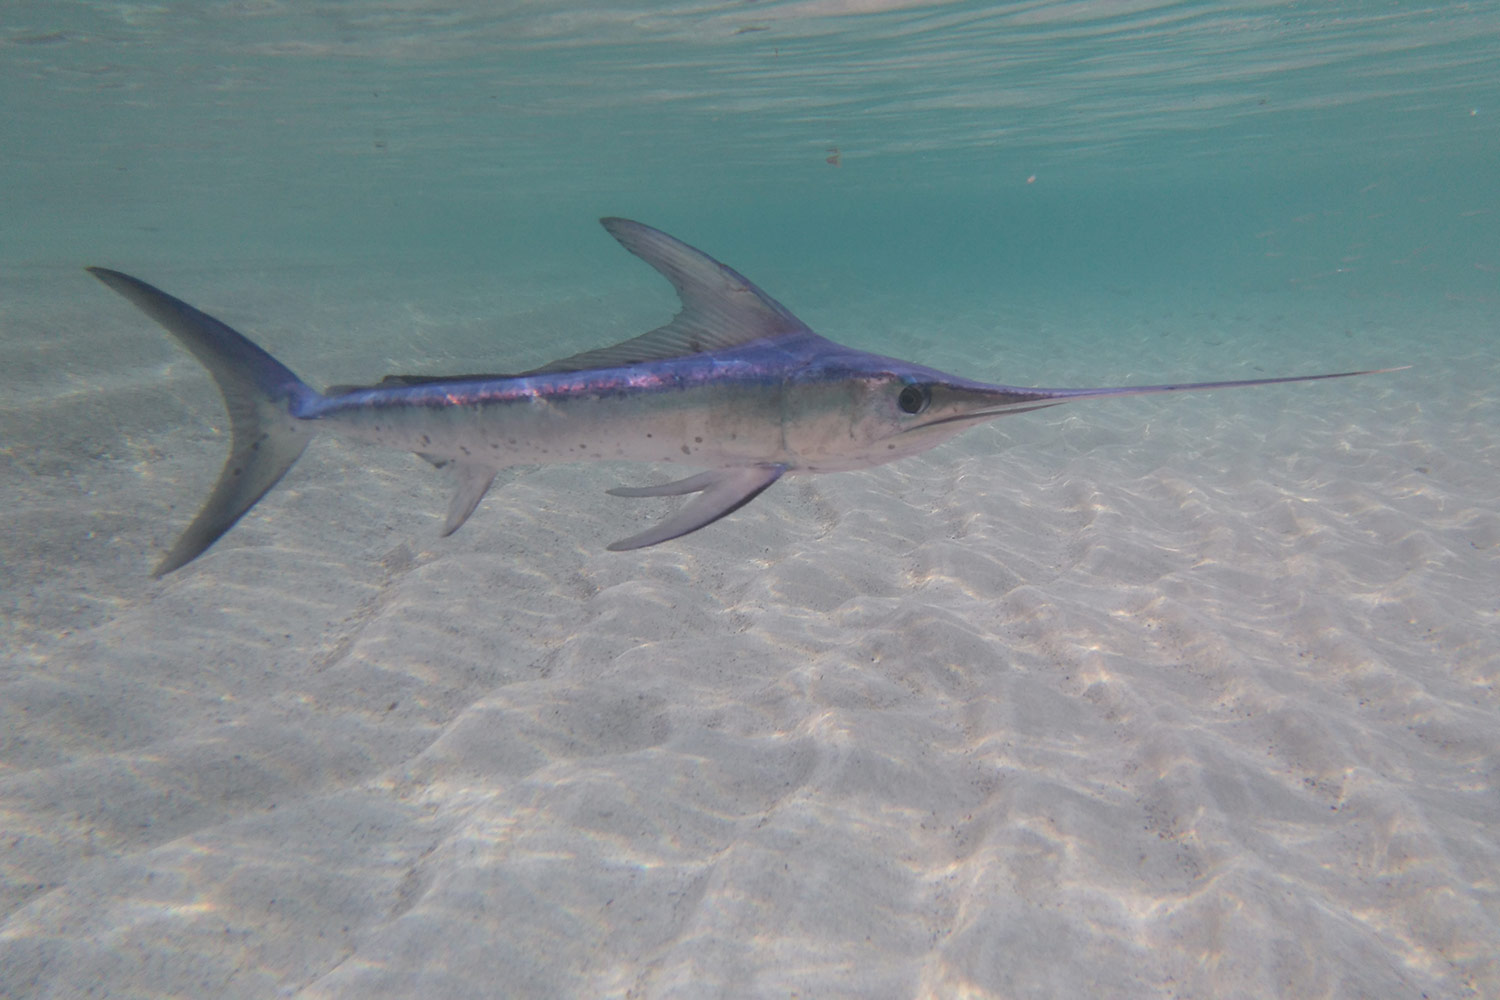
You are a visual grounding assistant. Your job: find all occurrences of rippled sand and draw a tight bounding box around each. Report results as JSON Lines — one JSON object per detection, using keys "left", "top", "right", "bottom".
{"left": 2, "top": 267, "right": 1496, "bottom": 998}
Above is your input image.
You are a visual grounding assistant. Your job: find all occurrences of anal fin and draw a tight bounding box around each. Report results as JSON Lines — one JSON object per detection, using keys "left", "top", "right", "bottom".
{"left": 444, "top": 462, "right": 498, "bottom": 536}
{"left": 606, "top": 465, "right": 786, "bottom": 550}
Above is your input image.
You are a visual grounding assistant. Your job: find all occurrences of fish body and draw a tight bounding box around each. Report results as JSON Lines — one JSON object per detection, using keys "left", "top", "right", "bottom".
{"left": 303, "top": 338, "right": 990, "bottom": 472}
{"left": 304, "top": 342, "right": 797, "bottom": 469}
{"left": 89, "top": 218, "right": 1399, "bottom": 574}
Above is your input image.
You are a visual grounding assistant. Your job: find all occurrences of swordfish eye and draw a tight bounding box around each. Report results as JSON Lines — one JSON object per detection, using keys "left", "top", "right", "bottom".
{"left": 897, "top": 382, "right": 931, "bottom": 415}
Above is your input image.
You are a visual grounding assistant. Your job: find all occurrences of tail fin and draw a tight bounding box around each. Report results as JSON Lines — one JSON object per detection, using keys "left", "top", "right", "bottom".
{"left": 88, "top": 268, "right": 321, "bottom": 575}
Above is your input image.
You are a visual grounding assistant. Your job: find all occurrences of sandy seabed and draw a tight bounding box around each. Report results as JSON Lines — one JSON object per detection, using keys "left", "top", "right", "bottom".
{"left": 2, "top": 264, "right": 1497, "bottom": 998}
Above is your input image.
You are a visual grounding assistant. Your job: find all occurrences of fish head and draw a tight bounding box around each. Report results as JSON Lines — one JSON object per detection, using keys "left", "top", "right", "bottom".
{"left": 783, "top": 352, "right": 1061, "bottom": 471}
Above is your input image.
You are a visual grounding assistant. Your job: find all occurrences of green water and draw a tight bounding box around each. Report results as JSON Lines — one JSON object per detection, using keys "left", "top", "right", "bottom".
{"left": 5, "top": 0, "right": 1495, "bottom": 303}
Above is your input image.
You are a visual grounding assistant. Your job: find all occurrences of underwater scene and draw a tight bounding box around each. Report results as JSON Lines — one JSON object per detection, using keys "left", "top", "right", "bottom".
{"left": 2, "top": 1, "right": 1498, "bottom": 996}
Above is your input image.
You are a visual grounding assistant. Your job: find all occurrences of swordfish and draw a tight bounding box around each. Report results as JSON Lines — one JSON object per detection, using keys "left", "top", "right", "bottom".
{"left": 89, "top": 218, "right": 1398, "bottom": 575}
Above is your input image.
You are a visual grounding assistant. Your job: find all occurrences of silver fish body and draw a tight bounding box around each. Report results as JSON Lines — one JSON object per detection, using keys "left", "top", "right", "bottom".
{"left": 306, "top": 353, "right": 794, "bottom": 469}
{"left": 89, "top": 218, "right": 1400, "bottom": 574}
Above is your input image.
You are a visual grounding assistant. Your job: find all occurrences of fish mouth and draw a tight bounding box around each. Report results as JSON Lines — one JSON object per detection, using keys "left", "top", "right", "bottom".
{"left": 902, "top": 393, "right": 1065, "bottom": 433}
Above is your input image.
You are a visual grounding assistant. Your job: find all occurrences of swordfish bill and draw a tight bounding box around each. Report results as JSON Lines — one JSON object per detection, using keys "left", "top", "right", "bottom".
{"left": 88, "top": 218, "right": 1403, "bottom": 575}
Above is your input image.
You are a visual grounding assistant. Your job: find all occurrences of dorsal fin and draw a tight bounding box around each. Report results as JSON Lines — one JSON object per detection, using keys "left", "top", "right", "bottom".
{"left": 522, "top": 218, "right": 812, "bottom": 375}
{"left": 327, "top": 220, "right": 820, "bottom": 394}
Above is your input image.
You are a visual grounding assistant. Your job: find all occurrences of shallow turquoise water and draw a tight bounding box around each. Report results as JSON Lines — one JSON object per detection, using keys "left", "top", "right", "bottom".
{"left": 3, "top": 4, "right": 1499, "bottom": 998}
{"left": 5, "top": 0, "right": 1496, "bottom": 298}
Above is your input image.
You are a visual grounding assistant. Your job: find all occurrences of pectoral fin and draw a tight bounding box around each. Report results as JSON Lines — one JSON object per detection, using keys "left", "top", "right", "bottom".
{"left": 607, "top": 470, "right": 726, "bottom": 498}
{"left": 607, "top": 465, "right": 786, "bottom": 550}
{"left": 443, "top": 462, "right": 498, "bottom": 536}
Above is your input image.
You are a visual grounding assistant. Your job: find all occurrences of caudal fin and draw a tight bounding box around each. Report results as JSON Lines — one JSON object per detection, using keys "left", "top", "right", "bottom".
{"left": 88, "top": 268, "right": 320, "bottom": 575}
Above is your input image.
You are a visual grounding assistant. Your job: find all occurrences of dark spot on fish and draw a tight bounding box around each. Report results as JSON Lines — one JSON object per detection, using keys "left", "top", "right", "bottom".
{"left": 887, "top": 444, "right": 895, "bottom": 450}
{"left": 694, "top": 436, "right": 703, "bottom": 443}
{"left": 460, "top": 446, "right": 471, "bottom": 456}
{"left": 645, "top": 433, "right": 653, "bottom": 439}
{"left": 232, "top": 467, "right": 242, "bottom": 476}
{"left": 420, "top": 434, "right": 431, "bottom": 446}
{"left": 681, "top": 445, "right": 691, "bottom": 455}
{"left": 12, "top": 31, "right": 68, "bottom": 45}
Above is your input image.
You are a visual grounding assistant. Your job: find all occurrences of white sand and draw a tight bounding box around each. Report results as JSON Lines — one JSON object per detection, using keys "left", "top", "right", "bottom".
{"left": 2, "top": 265, "right": 1497, "bottom": 998}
